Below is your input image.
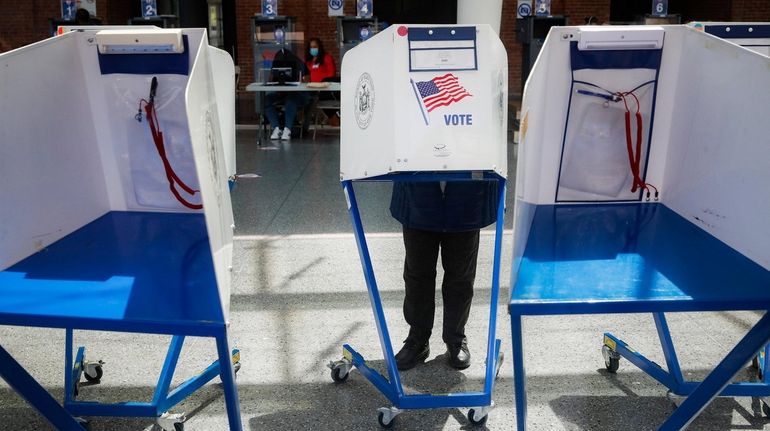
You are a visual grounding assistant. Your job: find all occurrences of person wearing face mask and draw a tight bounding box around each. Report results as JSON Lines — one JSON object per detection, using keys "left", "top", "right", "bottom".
{"left": 305, "top": 38, "right": 340, "bottom": 128}
{"left": 305, "top": 38, "right": 336, "bottom": 83}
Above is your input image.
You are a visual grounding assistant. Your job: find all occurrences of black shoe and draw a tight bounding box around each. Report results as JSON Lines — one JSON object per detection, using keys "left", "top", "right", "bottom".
{"left": 446, "top": 340, "right": 471, "bottom": 370}
{"left": 395, "top": 339, "right": 429, "bottom": 371}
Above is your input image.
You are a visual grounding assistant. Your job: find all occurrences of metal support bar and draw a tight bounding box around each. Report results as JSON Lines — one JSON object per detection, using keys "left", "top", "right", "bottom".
{"left": 484, "top": 179, "right": 507, "bottom": 395}
{"left": 659, "top": 312, "right": 770, "bottom": 430}
{"left": 343, "top": 180, "right": 405, "bottom": 397}
{"left": 0, "top": 343, "right": 85, "bottom": 431}
{"left": 653, "top": 313, "right": 684, "bottom": 385}
{"left": 65, "top": 328, "right": 75, "bottom": 403}
{"left": 216, "top": 332, "right": 243, "bottom": 431}
{"left": 152, "top": 335, "right": 185, "bottom": 407}
{"left": 64, "top": 401, "right": 158, "bottom": 418}
{"left": 160, "top": 351, "right": 225, "bottom": 412}
{"left": 605, "top": 333, "right": 680, "bottom": 390}
{"left": 343, "top": 344, "right": 399, "bottom": 404}
{"left": 608, "top": 331, "right": 770, "bottom": 397}
{"left": 511, "top": 314, "right": 527, "bottom": 431}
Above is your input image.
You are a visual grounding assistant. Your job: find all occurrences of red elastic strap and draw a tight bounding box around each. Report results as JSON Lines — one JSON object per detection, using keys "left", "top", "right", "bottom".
{"left": 144, "top": 102, "right": 203, "bottom": 210}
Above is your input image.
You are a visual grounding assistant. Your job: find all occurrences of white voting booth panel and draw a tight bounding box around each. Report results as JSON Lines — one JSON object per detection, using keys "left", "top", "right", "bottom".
{"left": 340, "top": 24, "right": 508, "bottom": 180}
{"left": 513, "top": 25, "right": 770, "bottom": 277}
{"left": 0, "top": 28, "right": 235, "bottom": 315}
{"left": 689, "top": 22, "right": 770, "bottom": 57}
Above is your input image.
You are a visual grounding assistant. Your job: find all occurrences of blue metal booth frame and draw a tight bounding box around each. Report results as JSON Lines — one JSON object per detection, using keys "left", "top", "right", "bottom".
{"left": 331, "top": 171, "right": 506, "bottom": 428}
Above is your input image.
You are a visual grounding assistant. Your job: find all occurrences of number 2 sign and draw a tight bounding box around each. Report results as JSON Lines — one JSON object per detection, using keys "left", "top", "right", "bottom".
{"left": 142, "top": 0, "right": 157, "bottom": 18}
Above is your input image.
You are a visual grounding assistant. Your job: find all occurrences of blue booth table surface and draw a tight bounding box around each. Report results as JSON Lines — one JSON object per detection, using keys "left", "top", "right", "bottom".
{"left": 508, "top": 203, "right": 770, "bottom": 431}
{"left": 510, "top": 203, "right": 770, "bottom": 315}
{"left": 0, "top": 211, "right": 226, "bottom": 335}
{"left": 0, "top": 211, "right": 242, "bottom": 431}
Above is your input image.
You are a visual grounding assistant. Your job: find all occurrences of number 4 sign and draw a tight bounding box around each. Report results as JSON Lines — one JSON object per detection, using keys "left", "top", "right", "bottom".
{"left": 652, "top": 0, "right": 668, "bottom": 17}
{"left": 357, "top": 0, "right": 372, "bottom": 18}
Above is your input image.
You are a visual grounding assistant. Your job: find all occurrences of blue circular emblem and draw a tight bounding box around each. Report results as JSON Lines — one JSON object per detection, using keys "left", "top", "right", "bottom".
{"left": 518, "top": 3, "right": 532, "bottom": 17}
{"left": 274, "top": 27, "right": 285, "bottom": 43}
{"left": 360, "top": 27, "right": 371, "bottom": 40}
{"left": 329, "top": 0, "right": 342, "bottom": 10}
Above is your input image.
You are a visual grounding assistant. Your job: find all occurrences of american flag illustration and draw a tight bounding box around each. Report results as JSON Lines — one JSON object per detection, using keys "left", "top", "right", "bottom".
{"left": 414, "top": 73, "right": 472, "bottom": 113}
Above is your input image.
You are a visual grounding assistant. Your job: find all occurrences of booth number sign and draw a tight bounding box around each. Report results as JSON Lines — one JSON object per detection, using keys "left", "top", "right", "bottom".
{"left": 652, "top": 0, "right": 668, "bottom": 16}
{"left": 142, "top": 0, "right": 157, "bottom": 18}
{"left": 263, "top": 0, "right": 277, "bottom": 17}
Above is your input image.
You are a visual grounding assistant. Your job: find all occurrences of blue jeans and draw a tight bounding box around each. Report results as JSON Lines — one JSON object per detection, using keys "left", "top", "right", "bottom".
{"left": 264, "top": 92, "right": 311, "bottom": 130}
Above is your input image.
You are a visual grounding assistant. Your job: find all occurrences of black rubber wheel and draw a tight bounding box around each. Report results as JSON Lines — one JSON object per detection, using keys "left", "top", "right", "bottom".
{"left": 378, "top": 412, "right": 394, "bottom": 429}
{"left": 174, "top": 422, "right": 185, "bottom": 431}
{"left": 468, "top": 409, "right": 488, "bottom": 426}
{"left": 605, "top": 356, "right": 620, "bottom": 374}
{"left": 763, "top": 402, "right": 770, "bottom": 418}
{"left": 84, "top": 365, "right": 103, "bottom": 383}
{"left": 331, "top": 367, "right": 349, "bottom": 383}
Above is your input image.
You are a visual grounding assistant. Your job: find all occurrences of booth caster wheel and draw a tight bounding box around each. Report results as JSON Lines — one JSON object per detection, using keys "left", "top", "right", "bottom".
{"left": 602, "top": 345, "right": 620, "bottom": 373}
{"left": 83, "top": 364, "right": 103, "bottom": 383}
{"left": 468, "top": 408, "right": 488, "bottom": 426}
{"left": 331, "top": 366, "right": 349, "bottom": 383}
{"left": 468, "top": 403, "right": 493, "bottom": 426}
{"left": 75, "top": 417, "right": 91, "bottom": 431}
{"left": 157, "top": 412, "right": 185, "bottom": 431}
{"left": 377, "top": 407, "right": 400, "bottom": 429}
{"left": 328, "top": 359, "right": 353, "bottom": 383}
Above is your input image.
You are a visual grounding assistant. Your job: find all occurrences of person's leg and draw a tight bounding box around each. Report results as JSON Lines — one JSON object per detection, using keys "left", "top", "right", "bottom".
{"left": 440, "top": 229, "right": 480, "bottom": 368}
{"left": 264, "top": 92, "right": 282, "bottom": 130}
{"left": 397, "top": 225, "right": 440, "bottom": 370}
{"left": 283, "top": 92, "right": 311, "bottom": 131}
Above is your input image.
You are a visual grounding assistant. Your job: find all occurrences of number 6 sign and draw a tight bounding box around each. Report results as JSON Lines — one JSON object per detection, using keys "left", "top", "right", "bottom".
{"left": 652, "top": 0, "right": 668, "bottom": 17}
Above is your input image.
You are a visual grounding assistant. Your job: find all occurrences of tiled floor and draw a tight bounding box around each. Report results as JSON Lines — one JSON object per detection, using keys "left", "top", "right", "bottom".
{"left": 0, "top": 130, "right": 768, "bottom": 430}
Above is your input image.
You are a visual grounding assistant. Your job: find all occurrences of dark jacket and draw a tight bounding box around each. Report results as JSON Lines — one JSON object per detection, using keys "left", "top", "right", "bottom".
{"left": 389, "top": 181, "right": 499, "bottom": 232}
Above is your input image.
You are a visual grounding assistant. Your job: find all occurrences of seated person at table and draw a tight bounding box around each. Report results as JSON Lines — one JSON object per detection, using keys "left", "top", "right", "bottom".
{"left": 265, "top": 48, "right": 310, "bottom": 141}
{"left": 305, "top": 38, "right": 339, "bottom": 126}
{"left": 305, "top": 38, "right": 336, "bottom": 83}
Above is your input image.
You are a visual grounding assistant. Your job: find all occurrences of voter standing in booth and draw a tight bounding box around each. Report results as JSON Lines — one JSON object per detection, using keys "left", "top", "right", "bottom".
{"left": 331, "top": 23, "right": 508, "bottom": 427}
{"left": 390, "top": 181, "right": 498, "bottom": 370}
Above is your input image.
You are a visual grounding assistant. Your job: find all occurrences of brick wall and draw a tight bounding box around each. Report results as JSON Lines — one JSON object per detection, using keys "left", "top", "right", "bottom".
{"left": 3, "top": 1, "right": 770, "bottom": 94}
{"left": 0, "top": 0, "right": 126, "bottom": 53}
{"left": 732, "top": 0, "right": 770, "bottom": 22}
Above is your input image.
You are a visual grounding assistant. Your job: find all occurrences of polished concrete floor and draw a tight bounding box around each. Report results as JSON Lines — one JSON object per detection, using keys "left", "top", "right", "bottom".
{"left": 1, "top": 130, "right": 769, "bottom": 430}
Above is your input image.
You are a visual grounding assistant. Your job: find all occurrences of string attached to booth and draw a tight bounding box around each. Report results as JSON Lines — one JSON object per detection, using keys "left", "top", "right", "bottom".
{"left": 576, "top": 82, "right": 659, "bottom": 201}
{"left": 136, "top": 77, "right": 203, "bottom": 210}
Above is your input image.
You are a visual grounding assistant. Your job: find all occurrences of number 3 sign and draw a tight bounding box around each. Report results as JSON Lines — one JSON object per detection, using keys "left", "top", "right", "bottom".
{"left": 263, "top": 0, "right": 277, "bottom": 17}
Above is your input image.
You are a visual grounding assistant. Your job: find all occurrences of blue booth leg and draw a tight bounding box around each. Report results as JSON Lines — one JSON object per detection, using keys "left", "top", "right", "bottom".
{"left": 659, "top": 312, "right": 770, "bottom": 430}
{"left": 511, "top": 314, "right": 527, "bottom": 430}
{"left": 0, "top": 343, "right": 85, "bottom": 430}
{"left": 216, "top": 331, "right": 243, "bottom": 431}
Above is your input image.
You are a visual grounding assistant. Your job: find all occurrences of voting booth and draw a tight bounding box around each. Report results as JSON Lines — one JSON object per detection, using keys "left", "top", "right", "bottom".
{"left": 509, "top": 25, "right": 770, "bottom": 430}
{"left": 0, "top": 28, "right": 241, "bottom": 430}
{"left": 332, "top": 24, "right": 507, "bottom": 428}
{"left": 690, "top": 21, "right": 770, "bottom": 57}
